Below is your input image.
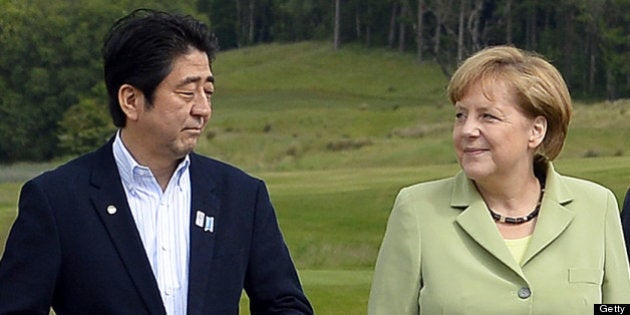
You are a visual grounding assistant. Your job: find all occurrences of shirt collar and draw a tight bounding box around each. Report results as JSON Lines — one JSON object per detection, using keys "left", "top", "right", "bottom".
{"left": 112, "top": 130, "right": 191, "bottom": 192}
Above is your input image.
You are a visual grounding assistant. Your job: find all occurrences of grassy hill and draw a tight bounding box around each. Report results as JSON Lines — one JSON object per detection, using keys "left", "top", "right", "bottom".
{"left": 196, "top": 41, "right": 629, "bottom": 173}
{"left": 1, "top": 41, "right": 629, "bottom": 314}
{"left": 196, "top": 41, "right": 453, "bottom": 171}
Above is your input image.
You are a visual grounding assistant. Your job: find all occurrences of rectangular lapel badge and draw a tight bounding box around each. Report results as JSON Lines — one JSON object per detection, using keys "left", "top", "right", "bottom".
{"left": 204, "top": 216, "right": 214, "bottom": 233}
{"left": 195, "top": 211, "right": 205, "bottom": 228}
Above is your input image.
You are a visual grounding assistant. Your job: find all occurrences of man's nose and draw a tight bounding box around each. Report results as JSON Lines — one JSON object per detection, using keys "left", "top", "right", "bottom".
{"left": 192, "top": 93, "right": 212, "bottom": 118}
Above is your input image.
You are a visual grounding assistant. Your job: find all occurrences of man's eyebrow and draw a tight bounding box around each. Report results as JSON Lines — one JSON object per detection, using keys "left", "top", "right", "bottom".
{"left": 177, "top": 75, "right": 215, "bottom": 87}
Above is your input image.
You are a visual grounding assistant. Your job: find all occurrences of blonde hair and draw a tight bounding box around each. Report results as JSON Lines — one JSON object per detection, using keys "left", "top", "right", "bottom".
{"left": 447, "top": 45, "right": 572, "bottom": 161}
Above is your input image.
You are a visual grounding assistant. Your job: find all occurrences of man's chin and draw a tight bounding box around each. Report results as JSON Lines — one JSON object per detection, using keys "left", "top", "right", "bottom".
{"left": 173, "top": 141, "right": 198, "bottom": 158}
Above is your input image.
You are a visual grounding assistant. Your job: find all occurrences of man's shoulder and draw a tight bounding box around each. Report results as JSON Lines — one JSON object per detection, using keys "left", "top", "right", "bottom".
{"left": 189, "top": 153, "right": 260, "bottom": 184}
{"left": 30, "top": 144, "right": 108, "bottom": 185}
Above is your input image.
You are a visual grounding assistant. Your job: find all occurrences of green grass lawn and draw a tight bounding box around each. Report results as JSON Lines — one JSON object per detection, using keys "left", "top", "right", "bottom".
{"left": 2, "top": 158, "right": 629, "bottom": 314}
{"left": 0, "top": 41, "right": 629, "bottom": 313}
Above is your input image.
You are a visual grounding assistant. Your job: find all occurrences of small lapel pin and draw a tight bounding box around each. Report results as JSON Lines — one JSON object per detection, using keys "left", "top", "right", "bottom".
{"left": 195, "top": 211, "right": 205, "bottom": 228}
{"left": 107, "top": 205, "right": 117, "bottom": 215}
{"left": 204, "top": 216, "right": 214, "bottom": 233}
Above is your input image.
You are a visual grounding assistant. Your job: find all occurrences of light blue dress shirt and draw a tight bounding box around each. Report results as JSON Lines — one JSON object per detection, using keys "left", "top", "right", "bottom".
{"left": 113, "top": 132, "right": 191, "bottom": 315}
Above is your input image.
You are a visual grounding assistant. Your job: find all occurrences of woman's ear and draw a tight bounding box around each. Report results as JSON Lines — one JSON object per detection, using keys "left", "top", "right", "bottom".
{"left": 118, "top": 84, "right": 144, "bottom": 122}
{"left": 529, "top": 115, "right": 547, "bottom": 148}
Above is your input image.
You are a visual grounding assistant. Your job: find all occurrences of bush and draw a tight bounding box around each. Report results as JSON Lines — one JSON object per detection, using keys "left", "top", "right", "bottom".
{"left": 57, "top": 97, "right": 115, "bottom": 156}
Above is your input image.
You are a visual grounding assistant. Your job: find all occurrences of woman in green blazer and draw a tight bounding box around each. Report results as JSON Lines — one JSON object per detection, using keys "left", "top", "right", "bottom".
{"left": 368, "top": 46, "right": 630, "bottom": 314}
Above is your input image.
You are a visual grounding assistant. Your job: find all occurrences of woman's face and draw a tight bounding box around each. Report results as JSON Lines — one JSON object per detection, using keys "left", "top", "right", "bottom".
{"left": 452, "top": 80, "right": 545, "bottom": 184}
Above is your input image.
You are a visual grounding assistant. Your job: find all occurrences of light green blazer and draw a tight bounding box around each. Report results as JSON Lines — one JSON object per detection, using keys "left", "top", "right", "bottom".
{"left": 368, "top": 163, "right": 630, "bottom": 315}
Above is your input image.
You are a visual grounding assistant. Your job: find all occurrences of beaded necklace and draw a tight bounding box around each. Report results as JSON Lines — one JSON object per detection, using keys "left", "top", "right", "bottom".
{"left": 488, "top": 185, "right": 545, "bottom": 225}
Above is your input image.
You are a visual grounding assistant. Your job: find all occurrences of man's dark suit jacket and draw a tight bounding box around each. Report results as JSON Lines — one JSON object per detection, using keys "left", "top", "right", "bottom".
{"left": 0, "top": 140, "right": 313, "bottom": 314}
{"left": 622, "top": 187, "right": 630, "bottom": 261}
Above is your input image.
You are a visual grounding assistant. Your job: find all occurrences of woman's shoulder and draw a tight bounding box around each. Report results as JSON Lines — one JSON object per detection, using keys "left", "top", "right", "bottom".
{"left": 544, "top": 162, "right": 615, "bottom": 202}
{"left": 403, "top": 176, "right": 455, "bottom": 192}
{"left": 396, "top": 176, "right": 457, "bottom": 204}
{"left": 554, "top": 172, "right": 613, "bottom": 197}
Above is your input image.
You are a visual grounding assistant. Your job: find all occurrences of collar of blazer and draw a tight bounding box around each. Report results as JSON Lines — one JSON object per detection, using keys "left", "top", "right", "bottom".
{"left": 89, "top": 139, "right": 167, "bottom": 314}
{"left": 187, "top": 152, "right": 222, "bottom": 313}
{"left": 451, "top": 162, "right": 575, "bottom": 276}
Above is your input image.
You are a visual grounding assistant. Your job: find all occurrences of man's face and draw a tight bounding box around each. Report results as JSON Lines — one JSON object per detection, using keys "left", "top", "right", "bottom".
{"left": 135, "top": 49, "right": 214, "bottom": 161}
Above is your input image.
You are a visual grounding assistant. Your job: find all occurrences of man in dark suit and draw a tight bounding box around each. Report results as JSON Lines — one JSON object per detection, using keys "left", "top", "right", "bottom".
{"left": 0, "top": 9, "right": 313, "bottom": 315}
{"left": 622, "top": 188, "right": 630, "bottom": 260}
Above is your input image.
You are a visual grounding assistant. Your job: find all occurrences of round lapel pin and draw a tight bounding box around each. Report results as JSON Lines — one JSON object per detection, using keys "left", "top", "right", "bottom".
{"left": 107, "top": 205, "right": 117, "bottom": 215}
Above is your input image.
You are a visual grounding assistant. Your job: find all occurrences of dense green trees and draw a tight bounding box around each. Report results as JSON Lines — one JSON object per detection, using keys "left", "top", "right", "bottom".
{"left": 0, "top": 0, "right": 198, "bottom": 161}
{"left": 0, "top": 1, "right": 107, "bottom": 161}
{"left": 0, "top": 0, "right": 628, "bottom": 162}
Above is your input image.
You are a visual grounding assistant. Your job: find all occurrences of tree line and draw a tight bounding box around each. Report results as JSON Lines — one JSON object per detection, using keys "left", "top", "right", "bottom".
{"left": 205, "top": 0, "right": 628, "bottom": 99}
{"left": 0, "top": 0, "right": 628, "bottom": 162}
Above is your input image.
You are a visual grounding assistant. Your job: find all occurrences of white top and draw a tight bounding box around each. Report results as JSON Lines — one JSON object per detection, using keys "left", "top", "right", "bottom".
{"left": 113, "top": 131, "right": 191, "bottom": 314}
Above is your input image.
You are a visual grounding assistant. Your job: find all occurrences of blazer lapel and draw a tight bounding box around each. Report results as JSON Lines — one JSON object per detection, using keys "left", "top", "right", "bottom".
{"left": 522, "top": 164, "right": 574, "bottom": 265}
{"left": 89, "top": 141, "right": 166, "bottom": 315}
{"left": 453, "top": 172, "right": 525, "bottom": 277}
{"left": 187, "top": 154, "right": 221, "bottom": 314}
{"left": 453, "top": 164, "right": 576, "bottom": 276}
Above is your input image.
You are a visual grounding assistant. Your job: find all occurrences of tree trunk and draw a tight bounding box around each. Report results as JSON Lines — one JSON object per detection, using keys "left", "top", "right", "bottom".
{"left": 505, "top": 0, "right": 512, "bottom": 44}
{"left": 247, "top": 0, "right": 255, "bottom": 44}
{"left": 606, "top": 68, "right": 616, "bottom": 101}
{"left": 432, "top": 0, "right": 456, "bottom": 77}
{"left": 334, "top": 0, "right": 341, "bottom": 50}
{"left": 433, "top": 3, "right": 442, "bottom": 58}
{"left": 365, "top": 2, "right": 372, "bottom": 47}
{"left": 589, "top": 52, "right": 596, "bottom": 93}
{"left": 457, "top": 0, "right": 465, "bottom": 62}
{"left": 432, "top": 0, "right": 452, "bottom": 60}
{"left": 399, "top": 0, "right": 409, "bottom": 52}
{"left": 235, "top": 0, "right": 242, "bottom": 47}
{"left": 388, "top": 1, "right": 398, "bottom": 48}
{"left": 526, "top": 2, "right": 537, "bottom": 50}
{"left": 417, "top": 0, "right": 425, "bottom": 62}
{"left": 467, "top": 0, "right": 484, "bottom": 52}
{"left": 562, "top": 6, "right": 575, "bottom": 87}
{"left": 356, "top": 11, "right": 361, "bottom": 39}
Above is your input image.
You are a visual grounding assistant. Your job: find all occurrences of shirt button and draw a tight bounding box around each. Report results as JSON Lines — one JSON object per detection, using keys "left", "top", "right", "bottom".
{"left": 518, "top": 287, "right": 531, "bottom": 299}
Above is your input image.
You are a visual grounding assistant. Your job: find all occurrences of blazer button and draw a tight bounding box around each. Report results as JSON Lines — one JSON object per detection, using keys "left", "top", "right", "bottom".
{"left": 518, "top": 287, "right": 531, "bottom": 299}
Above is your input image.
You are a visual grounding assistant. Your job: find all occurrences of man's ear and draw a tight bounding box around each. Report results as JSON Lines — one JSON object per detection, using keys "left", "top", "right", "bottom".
{"left": 118, "top": 84, "right": 144, "bottom": 122}
{"left": 529, "top": 115, "right": 547, "bottom": 148}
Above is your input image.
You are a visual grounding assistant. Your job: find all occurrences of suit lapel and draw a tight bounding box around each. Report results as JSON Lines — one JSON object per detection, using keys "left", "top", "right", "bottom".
{"left": 453, "top": 164, "right": 576, "bottom": 277}
{"left": 452, "top": 172, "right": 524, "bottom": 277}
{"left": 89, "top": 141, "right": 166, "bottom": 315}
{"left": 522, "top": 164, "right": 574, "bottom": 265}
{"left": 187, "top": 154, "right": 220, "bottom": 314}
